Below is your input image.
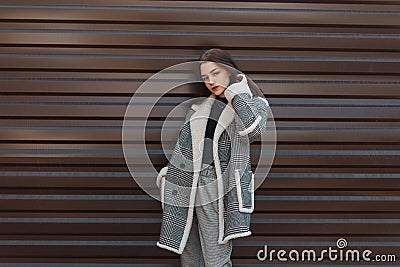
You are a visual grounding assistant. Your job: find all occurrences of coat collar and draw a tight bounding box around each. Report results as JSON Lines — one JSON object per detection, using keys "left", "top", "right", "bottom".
{"left": 189, "top": 93, "right": 235, "bottom": 172}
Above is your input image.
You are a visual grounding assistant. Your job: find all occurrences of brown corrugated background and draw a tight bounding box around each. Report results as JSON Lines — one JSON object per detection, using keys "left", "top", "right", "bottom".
{"left": 0, "top": 0, "right": 400, "bottom": 266}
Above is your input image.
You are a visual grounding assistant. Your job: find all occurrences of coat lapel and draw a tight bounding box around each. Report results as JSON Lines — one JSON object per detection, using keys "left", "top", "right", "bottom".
{"left": 190, "top": 93, "right": 236, "bottom": 173}
{"left": 190, "top": 93, "right": 215, "bottom": 173}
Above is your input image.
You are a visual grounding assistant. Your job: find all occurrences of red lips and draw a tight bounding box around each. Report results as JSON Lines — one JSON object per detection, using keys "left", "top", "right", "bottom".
{"left": 211, "top": 86, "right": 219, "bottom": 90}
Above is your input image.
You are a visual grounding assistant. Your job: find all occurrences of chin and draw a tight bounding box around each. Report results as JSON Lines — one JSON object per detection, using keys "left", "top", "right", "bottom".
{"left": 213, "top": 90, "right": 224, "bottom": 96}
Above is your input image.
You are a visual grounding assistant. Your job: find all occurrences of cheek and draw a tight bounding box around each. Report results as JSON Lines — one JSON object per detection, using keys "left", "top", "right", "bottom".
{"left": 223, "top": 71, "right": 231, "bottom": 83}
{"left": 223, "top": 75, "right": 231, "bottom": 87}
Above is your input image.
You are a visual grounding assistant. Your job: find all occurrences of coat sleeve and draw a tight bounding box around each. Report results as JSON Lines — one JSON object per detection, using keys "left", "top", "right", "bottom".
{"left": 224, "top": 74, "right": 269, "bottom": 143}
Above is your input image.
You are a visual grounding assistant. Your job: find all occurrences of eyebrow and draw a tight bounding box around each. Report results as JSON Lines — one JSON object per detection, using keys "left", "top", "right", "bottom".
{"left": 201, "top": 67, "right": 219, "bottom": 77}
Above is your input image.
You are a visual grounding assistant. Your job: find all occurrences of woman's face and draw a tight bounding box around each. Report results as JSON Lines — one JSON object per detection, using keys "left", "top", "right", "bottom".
{"left": 200, "top": 62, "right": 231, "bottom": 98}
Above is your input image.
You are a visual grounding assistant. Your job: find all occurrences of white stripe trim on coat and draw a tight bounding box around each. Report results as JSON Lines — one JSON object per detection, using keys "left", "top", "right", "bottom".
{"left": 156, "top": 166, "right": 168, "bottom": 189}
{"left": 221, "top": 230, "right": 252, "bottom": 244}
{"left": 238, "top": 96, "right": 269, "bottom": 136}
{"left": 212, "top": 101, "right": 236, "bottom": 245}
{"left": 234, "top": 169, "right": 255, "bottom": 213}
{"left": 156, "top": 241, "right": 180, "bottom": 254}
{"left": 160, "top": 176, "right": 165, "bottom": 210}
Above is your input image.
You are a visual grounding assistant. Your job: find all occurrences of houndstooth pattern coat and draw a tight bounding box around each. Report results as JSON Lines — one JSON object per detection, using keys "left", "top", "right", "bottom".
{"left": 155, "top": 74, "right": 269, "bottom": 254}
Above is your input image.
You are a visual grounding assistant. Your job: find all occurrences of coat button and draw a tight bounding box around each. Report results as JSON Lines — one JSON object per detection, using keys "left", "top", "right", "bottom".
{"left": 172, "top": 189, "right": 178, "bottom": 196}
{"left": 180, "top": 163, "right": 185, "bottom": 169}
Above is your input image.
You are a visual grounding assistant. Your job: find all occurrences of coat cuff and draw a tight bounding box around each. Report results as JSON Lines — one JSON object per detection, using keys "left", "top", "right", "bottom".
{"left": 156, "top": 166, "right": 168, "bottom": 189}
{"left": 224, "top": 74, "right": 253, "bottom": 103}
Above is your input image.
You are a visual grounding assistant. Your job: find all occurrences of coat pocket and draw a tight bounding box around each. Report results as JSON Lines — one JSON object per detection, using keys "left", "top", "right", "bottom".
{"left": 234, "top": 169, "right": 255, "bottom": 213}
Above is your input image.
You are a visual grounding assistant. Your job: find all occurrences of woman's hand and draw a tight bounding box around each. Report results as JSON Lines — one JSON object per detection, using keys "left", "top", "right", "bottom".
{"left": 235, "top": 73, "right": 244, "bottom": 83}
{"left": 224, "top": 73, "right": 250, "bottom": 103}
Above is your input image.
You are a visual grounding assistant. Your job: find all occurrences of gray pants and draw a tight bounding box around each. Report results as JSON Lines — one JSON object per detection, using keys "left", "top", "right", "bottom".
{"left": 180, "top": 163, "right": 233, "bottom": 267}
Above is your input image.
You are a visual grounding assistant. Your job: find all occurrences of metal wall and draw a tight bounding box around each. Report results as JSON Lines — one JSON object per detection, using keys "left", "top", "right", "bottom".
{"left": 0, "top": 1, "right": 399, "bottom": 265}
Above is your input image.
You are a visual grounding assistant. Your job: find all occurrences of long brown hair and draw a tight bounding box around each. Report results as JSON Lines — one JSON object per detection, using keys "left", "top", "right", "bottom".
{"left": 194, "top": 48, "right": 262, "bottom": 98}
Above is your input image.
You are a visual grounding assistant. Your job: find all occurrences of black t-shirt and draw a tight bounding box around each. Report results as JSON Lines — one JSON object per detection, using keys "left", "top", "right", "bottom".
{"left": 202, "top": 96, "right": 229, "bottom": 166}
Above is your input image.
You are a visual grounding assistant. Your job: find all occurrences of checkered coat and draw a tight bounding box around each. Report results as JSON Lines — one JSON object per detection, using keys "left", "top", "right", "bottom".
{"left": 155, "top": 74, "right": 269, "bottom": 254}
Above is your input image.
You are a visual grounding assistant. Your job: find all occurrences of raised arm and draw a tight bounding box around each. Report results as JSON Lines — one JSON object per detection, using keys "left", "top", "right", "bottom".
{"left": 224, "top": 74, "right": 269, "bottom": 144}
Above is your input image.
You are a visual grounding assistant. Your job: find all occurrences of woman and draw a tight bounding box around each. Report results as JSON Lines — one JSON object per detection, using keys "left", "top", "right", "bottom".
{"left": 155, "top": 48, "right": 269, "bottom": 266}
